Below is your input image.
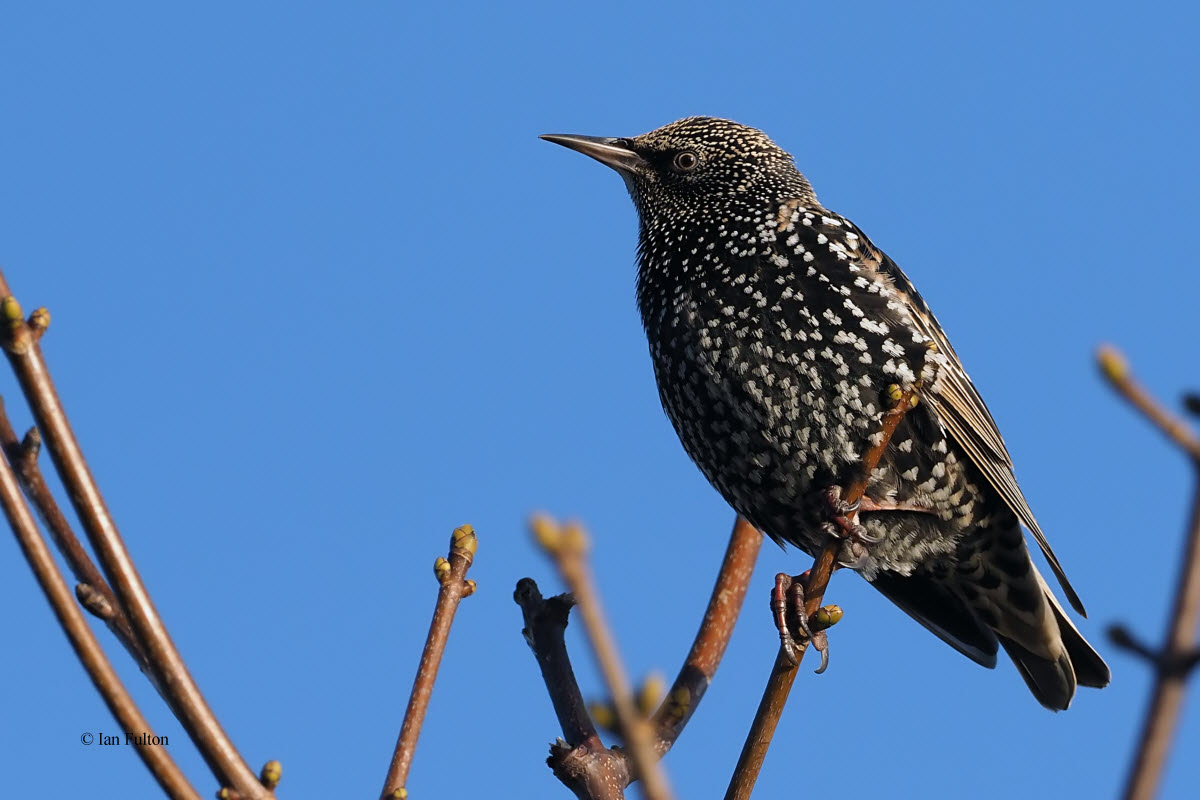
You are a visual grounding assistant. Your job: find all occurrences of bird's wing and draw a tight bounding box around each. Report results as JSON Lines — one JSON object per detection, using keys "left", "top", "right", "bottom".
{"left": 843, "top": 222, "right": 1086, "bottom": 616}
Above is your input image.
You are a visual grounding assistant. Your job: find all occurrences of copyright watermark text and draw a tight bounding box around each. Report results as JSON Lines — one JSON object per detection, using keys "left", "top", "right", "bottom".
{"left": 81, "top": 731, "right": 168, "bottom": 746}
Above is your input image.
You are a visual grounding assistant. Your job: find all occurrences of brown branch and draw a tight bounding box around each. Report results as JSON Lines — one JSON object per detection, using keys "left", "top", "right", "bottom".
{"left": 0, "top": 279, "right": 267, "bottom": 799}
{"left": 532, "top": 515, "right": 675, "bottom": 800}
{"left": 0, "top": 402, "right": 202, "bottom": 800}
{"left": 515, "top": 578, "right": 630, "bottom": 800}
{"left": 1099, "top": 347, "right": 1200, "bottom": 800}
{"left": 1098, "top": 345, "right": 1200, "bottom": 463}
{"left": 650, "top": 515, "right": 762, "bottom": 755}
{"left": 723, "top": 540, "right": 838, "bottom": 800}
{"left": 381, "top": 525, "right": 478, "bottom": 799}
{"left": 520, "top": 515, "right": 762, "bottom": 799}
{"left": 1116, "top": 480, "right": 1200, "bottom": 800}
{"left": 725, "top": 385, "right": 919, "bottom": 800}
{"left": 0, "top": 399, "right": 147, "bottom": 669}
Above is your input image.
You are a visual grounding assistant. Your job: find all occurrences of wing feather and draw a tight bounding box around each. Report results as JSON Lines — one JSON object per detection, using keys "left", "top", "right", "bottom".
{"left": 843, "top": 222, "right": 1086, "bottom": 615}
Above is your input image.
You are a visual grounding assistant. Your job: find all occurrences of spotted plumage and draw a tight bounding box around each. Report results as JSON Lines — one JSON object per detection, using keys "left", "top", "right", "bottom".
{"left": 542, "top": 117, "right": 1109, "bottom": 709}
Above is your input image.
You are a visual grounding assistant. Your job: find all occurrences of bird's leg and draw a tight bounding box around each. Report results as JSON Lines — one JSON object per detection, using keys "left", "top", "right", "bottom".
{"left": 857, "top": 496, "right": 936, "bottom": 515}
{"left": 822, "top": 485, "right": 880, "bottom": 541}
{"left": 771, "top": 573, "right": 802, "bottom": 664}
{"left": 820, "top": 486, "right": 876, "bottom": 569}
{"left": 771, "top": 570, "right": 831, "bottom": 671}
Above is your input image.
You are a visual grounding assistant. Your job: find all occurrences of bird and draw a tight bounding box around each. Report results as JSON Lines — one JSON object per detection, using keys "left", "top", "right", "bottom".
{"left": 541, "top": 117, "right": 1109, "bottom": 710}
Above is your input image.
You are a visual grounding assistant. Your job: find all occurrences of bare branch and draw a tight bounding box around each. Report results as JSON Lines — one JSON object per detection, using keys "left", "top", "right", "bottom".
{"left": 725, "top": 385, "right": 919, "bottom": 800}
{"left": 723, "top": 540, "right": 839, "bottom": 800}
{"left": 0, "top": 278, "right": 266, "bottom": 798}
{"left": 516, "top": 578, "right": 630, "bottom": 800}
{"left": 381, "top": 524, "right": 478, "bottom": 799}
{"left": 516, "top": 580, "right": 600, "bottom": 749}
{"left": 1101, "top": 349, "right": 1200, "bottom": 800}
{"left": 1118, "top": 484, "right": 1200, "bottom": 800}
{"left": 520, "top": 515, "right": 761, "bottom": 799}
{"left": 1107, "top": 624, "right": 1159, "bottom": 665}
{"left": 0, "top": 402, "right": 201, "bottom": 800}
{"left": 651, "top": 516, "right": 761, "bottom": 755}
{"left": 532, "top": 515, "right": 675, "bottom": 800}
{"left": 0, "top": 400, "right": 147, "bottom": 668}
{"left": 1098, "top": 345, "right": 1200, "bottom": 463}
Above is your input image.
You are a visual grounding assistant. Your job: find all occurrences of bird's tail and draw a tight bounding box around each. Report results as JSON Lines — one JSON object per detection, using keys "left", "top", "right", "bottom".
{"left": 964, "top": 533, "right": 1110, "bottom": 710}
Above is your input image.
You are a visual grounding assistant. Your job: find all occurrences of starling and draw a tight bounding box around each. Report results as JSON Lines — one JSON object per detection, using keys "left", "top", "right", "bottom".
{"left": 542, "top": 117, "right": 1110, "bottom": 710}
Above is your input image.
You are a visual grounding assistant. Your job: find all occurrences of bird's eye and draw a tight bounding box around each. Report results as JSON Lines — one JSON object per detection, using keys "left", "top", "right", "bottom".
{"left": 672, "top": 151, "right": 699, "bottom": 173}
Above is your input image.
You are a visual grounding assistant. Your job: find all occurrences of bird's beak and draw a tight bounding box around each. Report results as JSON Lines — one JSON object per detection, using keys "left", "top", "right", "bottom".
{"left": 540, "top": 134, "right": 647, "bottom": 175}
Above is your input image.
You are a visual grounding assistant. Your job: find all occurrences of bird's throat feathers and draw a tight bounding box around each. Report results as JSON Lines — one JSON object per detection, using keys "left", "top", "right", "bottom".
{"left": 631, "top": 182, "right": 813, "bottom": 336}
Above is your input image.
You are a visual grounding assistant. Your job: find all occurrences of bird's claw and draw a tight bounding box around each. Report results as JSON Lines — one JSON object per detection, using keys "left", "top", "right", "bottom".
{"left": 823, "top": 486, "right": 860, "bottom": 518}
{"left": 811, "top": 629, "right": 831, "bottom": 674}
{"left": 771, "top": 572, "right": 832, "bottom": 673}
{"left": 849, "top": 522, "right": 883, "bottom": 544}
{"left": 837, "top": 539, "right": 871, "bottom": 570}
{"left": 822, "top": 486, "right": 878, "bottom": 561}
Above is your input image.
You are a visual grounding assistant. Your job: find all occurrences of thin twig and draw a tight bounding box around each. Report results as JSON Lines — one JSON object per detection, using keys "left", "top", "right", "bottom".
{"left": 0, "top": 279, "right": 267, "bottom": 799}
{"left": 650, "top": 516, "right": 762, "bottom": 755}
{"left": 0, "top": 399, "right": 147, "bottom": 668}
{"left": 515, "top": 578, "right": 629, "bottom": 800}
{"left": 1098, "top": 348, "right": 1200, "bottom": 800}
{"left": 520, "top": 515, "right": 762, "bottom": 799}
{"left": 724, "top": 385, "right": 919, "bottom": 800}
{"left": 532, "top": 516, "right": 675, "bottom": 800}
{"left": 381, "top": 525, "right": 478, "bottom": 800}
{"left": 1098, "top": 345, "right": 1200, "bottom": 463}
{"left": 1118, "top": 482, "right": 1200, "bottom": 800}
{"left": 0, "top": 405, "right": 202, "bottom": 800}
{"left": 722, "top": 540, "right": 838, "bottom": 800}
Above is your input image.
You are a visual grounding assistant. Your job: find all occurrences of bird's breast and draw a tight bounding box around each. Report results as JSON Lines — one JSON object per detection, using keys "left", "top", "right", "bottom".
{"left": 637, "top": 203, "right": 956, "bottom": 555}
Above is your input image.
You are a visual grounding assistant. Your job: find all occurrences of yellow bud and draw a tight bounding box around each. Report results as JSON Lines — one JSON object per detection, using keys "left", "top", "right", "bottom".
{"left": 530, "top": 514, "right": 561, "bottom": 551}
{"left": 259, "top": 760, "right": 282, "bottom": 789}
{"left": 560, "top": 521, "right": 589, "bottom": 555}
{"left": 1, "top": 296, "right": 23, "bottom": 322}
{"left": 589, "top": 700, "right": 616, "bottom": 732}
{"left": 433, "top": 557, "right": 451, "bottom": 583}
{"left": 29, "top": 307, "right": 50, "bottom": 332}
{"left": 812, "top": 604, "right": 844, "bottom": 630}
{"left": 462, "top": 579, "right": 477, "bottom": 597}
{"left": 637, "top": 672, "right": 666, "bottom": 715}
{"left": 451, "top": 522, "right": 477, "bottom": 561}
{"left": 451, "top": 523, "right": 478, "bottom": 556}
{"left": 1097, "top": 344, "right": 1128, "bottom": 384}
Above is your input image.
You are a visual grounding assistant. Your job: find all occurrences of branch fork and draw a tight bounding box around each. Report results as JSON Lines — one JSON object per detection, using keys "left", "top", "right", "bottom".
{"left": 1098, "top": 346, "right": 1200, "bottom": 800}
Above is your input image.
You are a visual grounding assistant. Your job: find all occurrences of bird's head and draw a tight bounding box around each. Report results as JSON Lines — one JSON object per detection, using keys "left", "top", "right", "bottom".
{"left": 541, "top": 117, "right": 816, "bottom": 223}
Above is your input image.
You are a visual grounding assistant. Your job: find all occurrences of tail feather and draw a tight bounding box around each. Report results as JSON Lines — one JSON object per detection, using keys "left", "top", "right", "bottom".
{"left": 870, "top": 571, "right": 998, "bottom": 667}
{"left": 977, "top": 560, "right": 1110, "bottom": 710}
{"left": 997, "top": 634, "right": 1076, "bottom": 711}
{"left": 1040, "top": 571, "right": 1111, "bottom": 690}
{"left": 860, "top": 511, "right": 1109, "bottom": 710}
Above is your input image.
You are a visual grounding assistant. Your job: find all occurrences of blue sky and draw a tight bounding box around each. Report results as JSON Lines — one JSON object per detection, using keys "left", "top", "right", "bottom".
{"left": 1, "top": 2, "right": 1197, "bottom": 798}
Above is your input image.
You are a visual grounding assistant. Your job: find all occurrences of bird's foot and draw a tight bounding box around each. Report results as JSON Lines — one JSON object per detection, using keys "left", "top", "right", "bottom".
{"left": 771, "top": 572, "right": 811, "bottom": 664}
{"left": 821, "top": 486, "right": 879, "bottom": 570}
{"left": 771, "top": 572, "right": 833, "bottom": 673}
